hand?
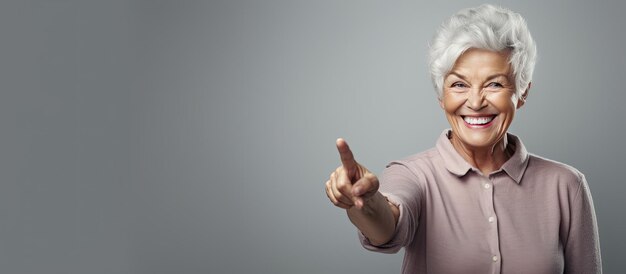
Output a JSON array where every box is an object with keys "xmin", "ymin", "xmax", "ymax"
[{"xmin": 325, "ymin": 138, "xmax": 380, "ymax": 210}]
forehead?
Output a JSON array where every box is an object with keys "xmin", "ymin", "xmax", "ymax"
[{"xmin": 449, "ymin": 48, "xmax": 512, "ymax": 77}]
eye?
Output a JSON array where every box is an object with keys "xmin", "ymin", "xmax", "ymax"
[
  {"xmin": 487, "ymin": 82, "xmax": 503, "ymax": 88},
  {"xmin": 451, "ymin": 82, "xmax": 467, "ymax": 88}
]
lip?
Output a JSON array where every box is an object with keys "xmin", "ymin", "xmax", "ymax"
[
  {"xmin": 460, "ymin": 114, "xmax": 498, "ymax": 117},
  {"xmin": 461, "ymin": 115, "xmax": 497, "ymax": 129}
]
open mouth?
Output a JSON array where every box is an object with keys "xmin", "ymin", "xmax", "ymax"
[{"xmin": 461, "ymin": 115, "xmax": 497, "ymax": 127}]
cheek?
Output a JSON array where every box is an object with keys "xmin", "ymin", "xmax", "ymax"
[
  {"xmin": 443, "ymin": 101, "xmax": 459, "ymax": 115},
  {"xmin": 441, "ymin": 94, "xmax": 465, "ymax": 114},
  {"xmin": 487, "ymin": 93, "xmax": 517, "ymax": 113}
]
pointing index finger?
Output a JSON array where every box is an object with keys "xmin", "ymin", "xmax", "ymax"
[{"xmin": 336, "ymin": 138, "xmax": 357, "ymax": 170}]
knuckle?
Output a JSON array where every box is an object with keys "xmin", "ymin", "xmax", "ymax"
[
  {"xmin": 365, "ymin": 173, "xmax": 379, "ymax": 185},
  {"xmin": 337, "ymin": 182, "xmax": 349, "ymax": 192},
  {"xmin": 325, "ymin": 186, "xmax": 333, "ymax": 198},
  {"xmin": 370, "ymin": 176, "xmax": 380, "ymax": 187},
  {"xmin": 325, "ymin": 185, "xmax": 332, "ymax": 196}
]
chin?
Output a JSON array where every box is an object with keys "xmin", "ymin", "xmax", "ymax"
[
  {"xmin": 461, "ymin": 134, "xmax": 499, "ymax": 148},
  {"xmin": 455, "ymin": 126, "xmax": 505, "ymax": 148}
]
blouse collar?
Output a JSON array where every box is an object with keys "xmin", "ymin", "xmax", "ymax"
[{"xmin": 435, "ymin": 129, "xmax": 530, "ymax": 184}]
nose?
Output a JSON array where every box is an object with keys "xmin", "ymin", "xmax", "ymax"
[{"xmin": 466, "ymin": 88, "xmax": 487, "ymax": 110}]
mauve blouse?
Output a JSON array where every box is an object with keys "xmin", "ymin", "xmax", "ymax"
[{"xmin": 359, "ymin": 130, "xmax": 601, "ymax": 274}]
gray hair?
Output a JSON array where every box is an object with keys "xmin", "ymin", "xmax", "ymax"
[{"xmin": 429, "ymin": 4, "xmax": 537, "ymax": 99}]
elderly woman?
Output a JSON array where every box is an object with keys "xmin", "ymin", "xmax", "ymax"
[{"xmin": 324, "ymin": 4, "xmax": 601, "ymax": 274}]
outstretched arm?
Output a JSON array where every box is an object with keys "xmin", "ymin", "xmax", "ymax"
[{"xmin": 325, "ymin": 138, "xmax": 399, "ymax": 246}]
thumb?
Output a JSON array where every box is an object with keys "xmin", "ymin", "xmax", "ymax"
[{"xmin": 351, "ymin": 173, "xmax": 379, "ymax": 207}]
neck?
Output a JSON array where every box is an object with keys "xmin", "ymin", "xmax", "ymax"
[{"xmin": 449, "ymin": 132, "xmax": 513, "ymax": 175}]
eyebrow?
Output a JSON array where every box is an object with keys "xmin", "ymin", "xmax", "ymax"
[{"xmin": 447, "ymin": 72, "xmax": 511, "ymax": 82}]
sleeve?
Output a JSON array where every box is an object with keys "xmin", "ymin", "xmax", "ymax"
[
  {"xmin": 358, "ymin": 161, "xmax": 422, "ymax": 254},
  {"xmin": 564, "ymin": 174, "xmax": 602, "ymax": 274}
]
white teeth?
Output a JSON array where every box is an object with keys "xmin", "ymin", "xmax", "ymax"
[{"xmin": 463, "ymin": 116, "xmax": 495, "ymax": 125}]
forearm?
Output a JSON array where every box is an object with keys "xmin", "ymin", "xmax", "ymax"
[{"xmin": 347, "ymin": 191, "xmax": 399, "ymax": 246}]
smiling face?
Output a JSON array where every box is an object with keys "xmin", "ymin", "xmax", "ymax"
[{"xmin": 440, "ymin": 48, "xmax": 527, "ymax": 150}]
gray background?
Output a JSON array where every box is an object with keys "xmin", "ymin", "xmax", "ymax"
[{"xmin": 1, "ymin": 0, "xmax": 624, "ymax": 273}]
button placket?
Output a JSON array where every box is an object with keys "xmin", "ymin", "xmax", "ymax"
[{"xmin": 487, "ymin": 176, "xmax": 501, "ymax": 273}]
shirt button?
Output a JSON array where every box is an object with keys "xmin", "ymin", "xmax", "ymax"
[
  {"xmin": 492, "ymin": 255, "xmax": 499, "ymax": 262},
  {"xmin": 484, "ymin": 183, "xmax": 491, "ymax": 189},
  {"xmin": 488, "ymin": 216, "xmax": 495, "ymax": 223}
]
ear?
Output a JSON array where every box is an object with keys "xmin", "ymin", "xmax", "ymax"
[
  {"xmin": 438, "ymin": 98, "xmax": 445, "ymax": 109},
  {"xmin": 516, "ymin": 82, "xmax": 531, "ymax": 109}
]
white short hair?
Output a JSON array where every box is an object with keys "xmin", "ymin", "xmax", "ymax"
[{"xmin": 429, "ymin": 4, "xmax": 537, "ymax": 99}]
